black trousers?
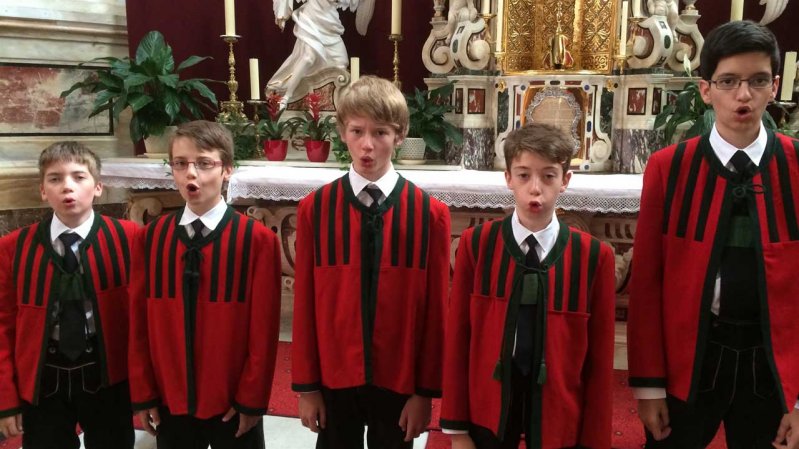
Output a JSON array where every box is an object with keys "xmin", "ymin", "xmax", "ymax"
[
  {"xmin": 468, "ymin": 364, "xmax": 585, "ymax": 449},
  {"xmin": 22, "ymin": 342, "xmax": 134, "ymax": 449},
  {"xmin": 156, "ymin": 406, "xmax": 265, "ymax": 449},
  {"xmin": 316, "ymin": 385, "xmax": 412, "ymax": 449},
  {"xmin": 645, "ymin": 321, "xmax": 784, "ymax": 449}
]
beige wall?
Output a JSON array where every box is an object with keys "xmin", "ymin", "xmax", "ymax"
[{"xmin": 0, "ymin": 0, "xmax": 131, "ymax": 209}]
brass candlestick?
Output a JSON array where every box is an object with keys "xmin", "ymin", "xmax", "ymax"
[
  {"xmin": 494, "ymin": 50, "xmax": 505, "ymax": 73},
  {"xmin": 247, "ymin": 99, "xmax": 266, "ymax": 158},
  {"xmin": 218, "ymin": 34, "xmax": 246, "ymax": 122},
  {"xmin": 389, "ymin": 34, "xmax": 403, "ymax": 89},
  {"xmin": 480, "ymin": 13, "xmax": 496, "ymax": 50}
]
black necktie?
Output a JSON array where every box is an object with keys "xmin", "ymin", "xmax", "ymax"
[
  {"xmin": 365, "ymin": 185, "xmax": 382, "ymax": 211},
  {"xmin": 190, "ymin": 219, "xmax": 205, "ymax": 240},
  {"xmin": 516, "ymin": 235, "xmax": 540, "ymax": 375},
  {"xmin": 719, "ymin": 151, "xmax": 759, "ymax": 320},
  {"xmin": 730, "ymin": 150, "xmax": 755, "ymax": 182},
  {"xmin": 57, "ymin": 233, "xmax": 87, "ymax": 360}
]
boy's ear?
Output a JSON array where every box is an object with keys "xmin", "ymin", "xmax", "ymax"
[
  {"xmin": 504, "ymin": 170, "xmax": 512, "ymax": 188},
  {"xmin": 93, "ymin": 181, "xmax": 103, "ymax": 198},
  {"xmin": 223, "ymin": 165, "xmax": 233, "ymax": 182},
  {"xmin": 40, "ymin": 183, "xmax": 46, "ymax": 202},
  {"xmin": 698, "ymin": 79, "xmax": 712, "ymax": 105},
  {"xmin": 560, "ymin": 170, "xmax": 572, "ymax": 192}
]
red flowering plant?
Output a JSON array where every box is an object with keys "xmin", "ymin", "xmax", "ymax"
[
  {"xmin": 286, "ymin": 92, "xmax": 336, "ymax": 141},
  {"xmin": 256, "ymin": 92, "xmax": 295, "ymax": 140}
]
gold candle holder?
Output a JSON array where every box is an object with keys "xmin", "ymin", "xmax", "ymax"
[
  {"xmin": 389, "ymin": 34, "xmax": 403, "ymax": 89},
  {"xmin": 494, "ymin": 51, "xmax": 505, "ymax": 74},
  {"xmin": 218, "ymin": 34, "xmax": 246, "ymax": 122},
  {"xmin": 480, "ymin": 13, "xmax": 496, "ymax": 50},
  {"xmin": 247, "ymin": 99, "xmax": 266, "ymax": 158}
]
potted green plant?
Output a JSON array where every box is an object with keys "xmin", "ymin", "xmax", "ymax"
[
  {"xmin": 61, "ymin": 30, "xmax": 218, "ymax": 154},
  {"xmin": 402, "ymin": 82, "xmax": 463, "ymax": 162},
  {"xmin": 258, "ymin": 92, "xmax": 296, "ymax": 161},
  {"xmin": 654, "ymin": 80, "xmax": 715, "ymax": 145},
  {"xmin": 286, "ymin": 92, "xmax": 336, "ymax": 162}
]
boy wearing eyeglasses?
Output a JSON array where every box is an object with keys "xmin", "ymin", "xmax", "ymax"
[
  {"xmin": 129, "ymin": 120, "xmax": 282, "ymax": 448},
  {"xmin": 628, "ymin": 20, "xmax": 799, "ymax": 449}
]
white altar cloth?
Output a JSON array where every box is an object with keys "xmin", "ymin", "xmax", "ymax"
[{"xmin": 100, "ymin": 159, "xmax": 643, "ymax": 213}]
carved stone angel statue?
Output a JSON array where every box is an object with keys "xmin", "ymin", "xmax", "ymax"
[{"xmin": 268, "ymin": 0, "xmax": 374, "ymax": 108}]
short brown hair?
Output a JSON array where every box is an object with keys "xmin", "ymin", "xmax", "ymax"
[
  {"xmin": 38, "ymin": 141, "xmax": 101, "ymax": 182},
  {"xmin": 169, "ymin": 120, "xmax": 234, "ymax": 168},
  {"xmin": 336, "ymin": 76, "xmax": 409, "ymax": 136},
  {"xmin": 503, "ymin": 123, "xmax": 573, "ymax": 173}
]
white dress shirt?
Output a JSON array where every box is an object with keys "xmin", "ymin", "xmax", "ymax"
[
  {"xmin": 348, "ymin": 164, "xmax": 399, "ymax": 207},
  {"xmin": 179, "ymin": 196, "xmax": 229, "ymax": 238}
]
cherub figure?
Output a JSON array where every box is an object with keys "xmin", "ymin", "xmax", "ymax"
[
  {"xmin": 268, "ymin": 0, "xmax": 374, "ymax": 108},
  {"xmin": 445, "ymin": 0, "xmax": 479, "ymax": 43}
]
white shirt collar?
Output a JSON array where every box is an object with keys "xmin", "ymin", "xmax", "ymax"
[
  {"xmin": 50, "ymin": 211, "xmax": 95, "ymax": 248},
  {"xmin": 710, "ymin": 123, "xmax": 767, "ymax": 168},
  {"xmin": 348, "ymin": 164, "xmax": 399, "ymax": 198},
  {"xmin": 179, "ymin": 196, "xmax": 228, "ymax": 231},
  {"xmin": 510, "ymin": 210, "xmax": 560, "ymax": 260}
]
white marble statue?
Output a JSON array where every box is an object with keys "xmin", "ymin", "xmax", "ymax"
[
  {"xmin": 269, "ymin": 0, "xmax": 374, "ymax": 107},
  {"xmin": 647, "ymin": 0, "xmax": 678, "ymax": 29},
  {"xmin": 446, "ymin": 0, "xmax": 478, "ymax": 42}
]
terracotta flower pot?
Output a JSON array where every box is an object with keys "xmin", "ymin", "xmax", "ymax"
[
  {"xmin": 305, "ymin": 140, "xmax": 331, "ymax": 162},
  {"xmin": 264, "ymin": 139, "xmax": 289, "ymax": 161}
]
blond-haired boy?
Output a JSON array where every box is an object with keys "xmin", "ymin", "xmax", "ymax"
[{"xmin": 292, "ymin": 76, "xmax": 452, "ymax": 448}]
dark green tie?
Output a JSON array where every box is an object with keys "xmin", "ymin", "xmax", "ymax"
[
  {"xmin": 57, "ymin": 232, "xmax": 87, "ymax": 360},
  {"xmin": 516, "ymin": 235, "xmax": 540, "ymax": 375},
  {"xmin": 365, "ymin": 185, "xmax": 382, "ymax": 211}
]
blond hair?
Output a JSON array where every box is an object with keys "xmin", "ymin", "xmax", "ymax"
[
  {"xmin": 169, "ymin": 120, "xmax": 234, "ymax": 168},
  {"xmin": 336, "ymin": 76, "xmax": 409, "ymax": 136},
  {"xmin": 503, "ymin": 123, "xmax": 573, "ymax": 173},
  {"xmin": 38, "ymin": 141, "xmax": 102, "ymax": 182}
]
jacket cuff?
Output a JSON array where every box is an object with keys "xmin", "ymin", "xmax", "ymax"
[
  {"xmin": 415, "ymin": 387, "xmax": 442, "ymax": 398},
  {"xmin": 233, "ymin": 400, "xmax": 266, "ymax": 416},
  {"xmin": 439, "ymin": 418, "xmax": 470, "ymax": 431},
  {"xmin": 131, "ymin": 398, "xmax": 160, "ymax": 412},
  {"xmin": 0, "ymin": 406, "xmax": 23, "ymax": 419},
  {"xmin": 628, "ymin": 376, "xmax": 667, "ymax": 388},
  {"xmin": 292, "ymin": 382, "xmax": 322, "ymax": 393}
]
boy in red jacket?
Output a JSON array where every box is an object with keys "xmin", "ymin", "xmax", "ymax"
[
  {"xmin": 440, "ymin": 123, "xmax": 616, "ymax": 449},
  {"xmin": 0, "ymin": 142, "xmax": 137, "ymax": 448},
  {"xmin": 129, "ymin": 120, "xmax": 282, "ymax": 448},
  {"xmin": 292, "ymin": 76, "xmax": 452, "ymax": 448}
]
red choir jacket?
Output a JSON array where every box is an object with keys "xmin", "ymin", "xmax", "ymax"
[
  {"xmin": 628, "ymin": 131, "xmax": 799, "ymax": 410},
  {"xmin": 292, "ymin": 174, "xmax": 451, "ymax": 397},
  {"xmin": 0, "ymin": 214, "xmax": 137, "ymax": 416},
  {"xmin": 128, "ymin": 206, "xmax": 282, "ymax": 418},
  {"xmin": 440, "ymin": 216, "xmax": 616, "ymax": 449}
]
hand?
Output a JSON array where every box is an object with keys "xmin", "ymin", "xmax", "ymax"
[
  {"xmin": 450, "ymin": 433, "xmax": 477, "ymax": 449},
  {"xmin": 137, "ymin": 408, "xmax": 160, "ymax": 436},
  {"xmin": 638, "ymin": 398, "xmax": 672, "ymax": 441},
  {"xmin": 298, "ymin": 391, "xmax": 326, "ymax": 433},
  {"xmin": 222, "ymin": 408, "xmax": 261, "ymax": 438},
  {"xmin": 399, "ymin": 395, "xmax": 432, "ymax": 442},
  {"xmin": 0, "ymin": 414, "xmax": 22, "ymax": 438},
  {"xmin": 773, "ymin": 408, "xmax": 799, "ymax": 449},
  {"xmin": 275, "ymin": 18, "xmax": 286, "ymax": 31}
]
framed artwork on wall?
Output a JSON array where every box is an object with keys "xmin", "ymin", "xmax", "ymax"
[{"xmin": 0, "ymin": 63, "xmax": 113, "ymax": 136}]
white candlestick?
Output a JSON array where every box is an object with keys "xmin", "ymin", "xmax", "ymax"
[
  {"xmin": 631, "ymin": 0, "xmax": 642, "ymax": 17},
  {"xmin": 224, "ymin": 0, "xmax": 236, "ymax": 36},
  {"xmin": 495, "ymin": 0, "xmax": 504, "ymax": 52},
  {"xmin": 350, "ymin": 57, "xmax": 360, "ymax": 83},
  {"xmin": 391, "ymin": 0, "xmax": 402, "ymax": 34},
  {"xmin": 730, "ymin": 0, "xmax": 743, "ymax": 21},
  {"xmin": 481, "ymin": 0, "xmax": 490, "ymax": 15},
  {"xmin": 780, "ymin": 51, "xmax": 797, "ymax": 101},
  {"xmin": 249, "ymin": 58, "xmax": 260, "ymax": 100},
  {"xmin": 620, "ymin": 1, "xmax": 629, "ymax": 57}
]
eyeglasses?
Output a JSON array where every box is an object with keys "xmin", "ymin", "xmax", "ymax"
[
  {"xmin": 710, "ymin": 76, "xmax": 774, "ymax": 90},
  {"xmin": 168, "ymin": 159, "xmax": 224, "ymax": 171}
]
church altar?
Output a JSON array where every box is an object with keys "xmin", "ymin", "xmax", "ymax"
[{"xmin": 101, "ymin": 159, "xmax": 639, "ymax": 295}]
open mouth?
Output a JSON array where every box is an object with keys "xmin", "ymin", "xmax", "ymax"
[
  {"xmin": 528, "ymin": 201, "xmax": 543, "ymax": 210},
  {"xmin": 186, "ymin": 184, "xmax": 200, "ymax": 193},
  {"xmin": 735, "ymin": 106, "xmax": 752, "ymax": 117},
  {"xmin": 63, "ymin": 198, "xmax": 76, "ymax": 206}
]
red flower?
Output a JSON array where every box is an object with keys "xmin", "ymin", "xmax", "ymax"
[
  {"xmin": 306, "ymin": 92, "xmax": 322, "ymax": 123},
  {"xmin": 266, "ymin": 92, "xmax": 283, "ymax": 122}
]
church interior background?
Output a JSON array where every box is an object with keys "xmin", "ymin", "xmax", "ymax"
[{"xmin": 0, "ymin": 0, "xmax": 798, "ymax": 447}]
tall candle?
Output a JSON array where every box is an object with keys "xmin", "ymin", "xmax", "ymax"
[
  {"xmin": 631, "ymin": 0, "xmax": 642, "ymax": 17},
  {"xmin": 495, "ymin": 0, "xmax": 504, "ymax": 52},
  {"xmin": 620, "ymin": 1, "xmax": 629, "ymax": 57},
  {"xmin": 780, "ymin": 51, "xmax": 797, "ymax": 101},
  {"xmin": 350, "ymin": 57, "xmax": 360, "ymax": 83},
  {"xmin": 730, "ymin": 0, "xmax": 743, "ymax": 21},
  {"xmin": 391, "ymin": 0, "xmax": 402, "ymax": 35},
  {"xmin": 481, "ymin": 0, "xmax": 490, "ymax": 15},
  {"xmin": 224, "ymin": 0, "xmax": 236, "ymax": 35},
  {"xmin": 249, "ymin": 59, "xmax": 260, "ymax": 100}
]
